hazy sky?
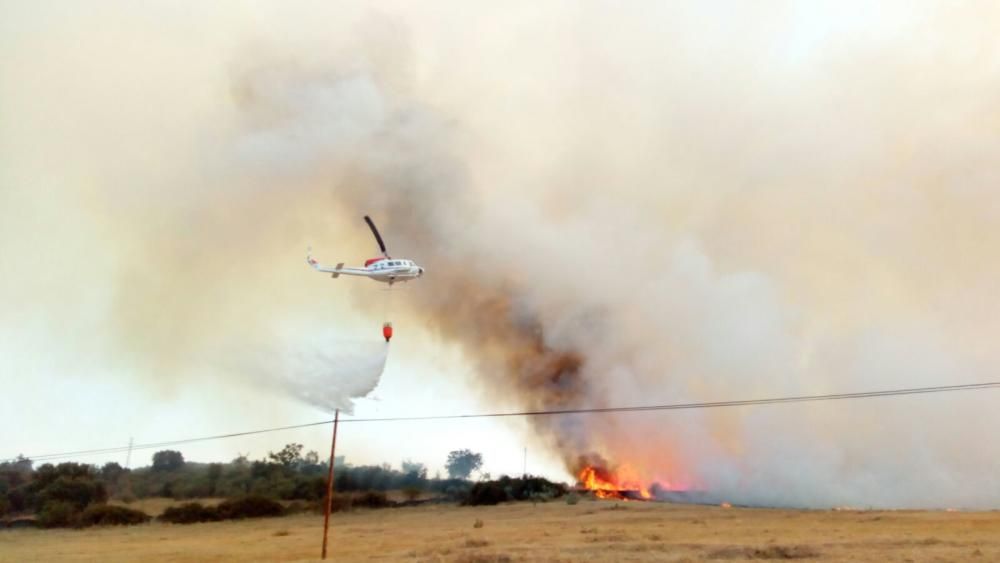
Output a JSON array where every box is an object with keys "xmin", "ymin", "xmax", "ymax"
[
  {"xmin": 0, "ymin": 1, "xmax": 571, "ymax": 479},
  {"xmin": 3, "ymin": 2, "xmax": 1000, "ymax": 507}
]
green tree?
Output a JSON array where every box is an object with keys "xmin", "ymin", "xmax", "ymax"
[
  {"xmin": 0, "ymin": 455, "xmax": 34, "ymax": 511},
  {"xmin": 100, "ymin": 462, "xmax": 125, "ymax": 483},
  {"xmin": 268, "ymin": 443, "xmax": 304, "ymax": 467},
  {"xmin": 400, "ymin": 460, "xmax": 427, "ymax": 489},
  {"xmin": 445, "ymin": 450, "xmax": 483, "ymax": 480},
  {"xmin": 29, "ymin": 463, "xmax": 108, "ymax": 512},
  {"xmin": 151, "ymin": 450, "xmax": 185, "ymax": 472},
  {"xmin": 401, "ymin": 460, "xmax": 426, "ymax": 478},
  {"xmin": 207, "ymin": 463, "xmax": 223, "ymax": 496}
]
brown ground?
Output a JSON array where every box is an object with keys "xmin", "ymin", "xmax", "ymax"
[{"xmin": 2, "ymin": 499, "xmax": 998, "ymax": 562}]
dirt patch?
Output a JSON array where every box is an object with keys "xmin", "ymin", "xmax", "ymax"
[
  {"xmin": 707, "ymin": 544, "xmax": 821, "ymax": 559},
  {"xmin": 452, "ymin": 554, "xmax": 513, "ymax": 563}
]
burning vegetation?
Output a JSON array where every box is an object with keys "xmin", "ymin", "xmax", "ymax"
[{"xmin": 574, "ymin": 456, "xmax": 653, "ymax": 501}]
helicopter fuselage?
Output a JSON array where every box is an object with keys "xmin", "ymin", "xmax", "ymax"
[
  {"xmin": 307, "ymin": 215, "xmax": 423, "ymax": 286},
  {"xmin": 363, "ymin": 257, "xmax": 424, "ymax": 284}
]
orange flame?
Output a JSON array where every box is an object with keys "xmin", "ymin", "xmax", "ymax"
[{"xmin": 577, "ymin": 465, "xmax": 652, "ymax": 500}]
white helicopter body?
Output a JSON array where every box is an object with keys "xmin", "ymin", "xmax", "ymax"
[{"xmin": 308, "ymin": 216, "xmax": 424, "ymax": 286}]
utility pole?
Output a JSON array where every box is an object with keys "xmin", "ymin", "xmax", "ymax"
[
  {"xmin": 125, "ymin": 437, "xmax": 134, "ymax": 469},
  {"xmin": 123, "ymin": 437, "xmax": 134, "ymax": 501},
  {"xmin": 321, "ymin": 410, "xmax": 340, "ymax": 560}
]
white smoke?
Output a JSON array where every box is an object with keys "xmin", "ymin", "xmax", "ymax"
[{"xmin": 4, "ymin": 2, "xmax": 1000, "ymax": 507}]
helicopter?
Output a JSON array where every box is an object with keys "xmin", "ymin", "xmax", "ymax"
[{"xmin": 307, "ymin": 215, "xmax": 424, "ymax": 286}]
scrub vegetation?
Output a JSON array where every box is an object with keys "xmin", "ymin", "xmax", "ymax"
[{"xmin": 1, "ymin": 446, "xmax": 563, "ymax": 529}]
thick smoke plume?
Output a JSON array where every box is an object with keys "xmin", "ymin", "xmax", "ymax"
[{"xmin": 4, "ymin": 2, "xmax": 1000, "ymax": 507}]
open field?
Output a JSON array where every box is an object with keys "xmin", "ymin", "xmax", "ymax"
[{"xmin": 3, "ymin": 500, "xmax": 999, "ymax": 562}]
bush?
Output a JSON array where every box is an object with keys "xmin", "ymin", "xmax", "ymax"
[
  {"xmin": 79, "ymin": 505, "xmax": 150, "ymax": 527},
  {"xmin": 329, "ymin": 494, "xmax": 353, "ymax": 513},
  {"xmin": 402, "ymin": 486, "xmax": 422, "ymax": 501},
  {"xmin": 5, "ymin": 487, "xmax": 28, "ymax": 513},
  {"xmin": 463, "ymin": 476, "xmax": 567, "ymax": 506},
  {"xmin": 354, "ymin": 490, "xmax": 390, "ymax": 509},
  {"xmin": 442, "ymin": 483, "xmax": 472, "ymax": 502},
  {"xmin": 159, "ymin": 502, "xmax": 220, "ymax": 524},
  {"xmin": 565, "ymin": 492, "xmax": 580, "ymax": 505},
  {"xmin": 215, "ymin": 496, "xmax": 285, "ymax": 520},
  {"xmin": 504, "ymin": 476, "xmax": 566, "ymax": 501},
  {"xmin": 30, "ymin": 464, "xmax": 108, "ymax": 512},
  {"xmin": 463, "ymin": 482, "xmax": 507, "ymax": 506},
  {"xmin": 37, "ymin": 500, "xmax": 78, "ymax": 528}
]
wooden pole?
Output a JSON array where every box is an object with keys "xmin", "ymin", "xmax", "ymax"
[{"xmin": 321, "ymin": 409, "xmax": 340, "ymax": 560}]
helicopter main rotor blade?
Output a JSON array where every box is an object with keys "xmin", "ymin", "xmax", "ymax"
[{"xmin": 364, "ymin": 215, "xmax": 389, "ymax": 256}]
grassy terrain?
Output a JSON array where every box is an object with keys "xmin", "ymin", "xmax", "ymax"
[{"xmin": 2, "ymin": 500, "xmax": 998, "ymax": 561}]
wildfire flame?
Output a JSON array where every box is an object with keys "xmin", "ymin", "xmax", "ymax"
[{"xmin": 577, "ymin": 465, "xmax": 652, "ymax": 500}]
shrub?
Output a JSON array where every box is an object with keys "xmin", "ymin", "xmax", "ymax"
[
  {"xmin": 215, "ymin": 496, "xmax": 285, "ymax": 520},
  {"xmin": 290, "ymin": 476, "xmax": 326, "ymax": 501},
  {"xmin": 463, "ymin": 476, "xmax": 567, "ymax": 506},
  {"xmin": 463, "ymin": 482, "xmax": 507, "ymax": 506},
  {"xmin": 402, "ymin": 486, "xmax": 422, "ymax": 501},
  {"xmin": 565, "ymin": 492, "xmax": 580, "ymax": 505},
  {"xmin": 329, "ymin": 494, "xmax": 353, "ymax": 513},
  {"xmin": 39, "ymin": 476, "xmax": 108, "ymax": 511},
  {"xmin": 159, "ymin": 502, "xmax": 220, "ymax": 524},
  {"xmin": 37, "ymin": 500, "xmax": 78, "ymax": 528},
  {"xmin": 5, "ymin": 487, "xmax": 28, "ymax": 513},
  {"xmin": 443, "ymin": 483, "xmax": 472, "ymax": 502},
  {"xmin": 504, "ymin": 476, "xmax": 566, "ymax": 501},
  {"xmin": 354, "ymin": 491, "xmax": 390, "ymax": 509},
  {"xmin": 79, "ymin": 505, "xmax": 150, "ymax": 527}
]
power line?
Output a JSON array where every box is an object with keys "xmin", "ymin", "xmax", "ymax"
[
  {"xmin": 3, "ymin": 420, "xmax": 334, "ymax": 464},
  {"xmin": 5, "ymin": 380, "xmax": 999, "ymax": 464},
  {"xmin": 339, "ymin": 380, "xmax": 1000, "ymax": 422}
]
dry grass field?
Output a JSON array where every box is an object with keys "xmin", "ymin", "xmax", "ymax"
[{"xmin": 2, "ymin": 500, "xmax": 998, "ymax": 562}]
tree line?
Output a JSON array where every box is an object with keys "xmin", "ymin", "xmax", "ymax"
[{"xmin": 0, "ymin": 445, "xmax": 527, "ymax": 527}]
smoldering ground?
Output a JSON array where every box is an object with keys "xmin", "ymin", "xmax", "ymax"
[{"xmin": 3, "ymin": 2, "xmax": 1000, "ymax": 507}]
